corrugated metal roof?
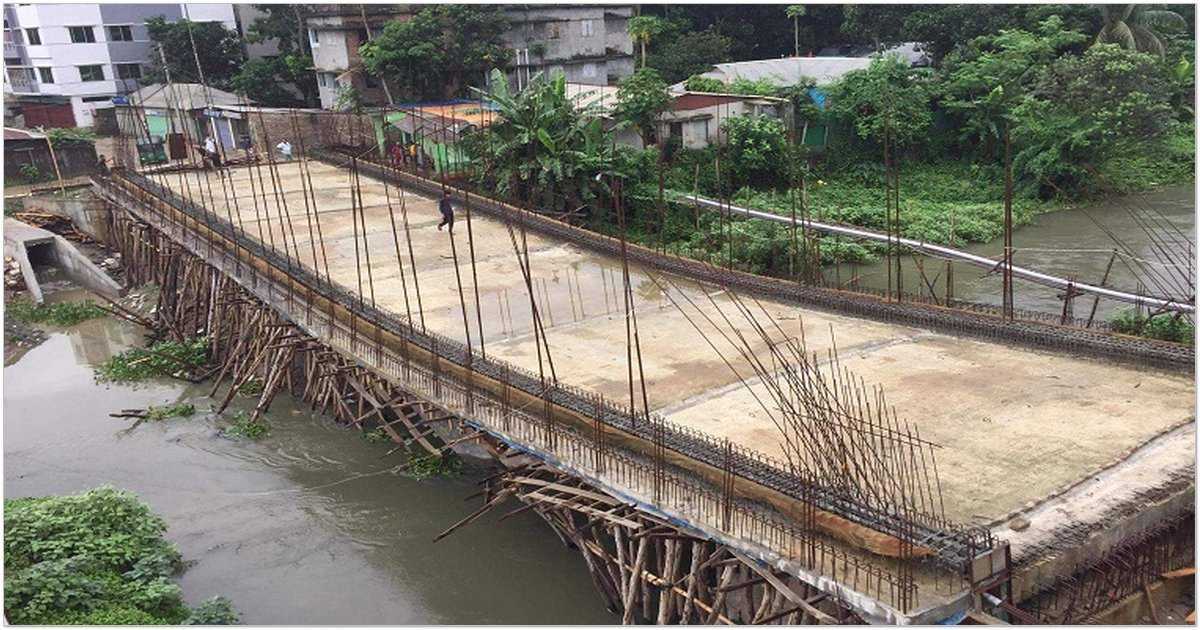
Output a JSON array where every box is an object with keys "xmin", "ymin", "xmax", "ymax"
[
  {"xmin": 670, "ymin": 93, "xmax": 742, "ymax": 112},
  {"xmin": 4, "ymin": 127, "xmax": 45, "ymax": 140},
  {"xmin": 121, "ymin": 84, "xmax": 247, "ymax": 110},
  {"xmin": 670, "ymin": 56, "xmax": 872, "ymax": 91},
  {"xmin": 566, "ymin": 82, "xmax": 620, "ymax": 112}
]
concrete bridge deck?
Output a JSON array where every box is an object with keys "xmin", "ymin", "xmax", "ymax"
[{"xmin": 146, "ymin": 159, "xmax": 1193, "ymax": 611}]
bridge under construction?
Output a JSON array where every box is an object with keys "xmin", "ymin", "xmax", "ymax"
[{"xmin": 89, "ymin": 105, "xmax": 1194, "ymax": 625}]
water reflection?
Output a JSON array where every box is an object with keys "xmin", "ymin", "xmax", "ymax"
[{"xmin": 3, "ymin": 314, "xmax": 617, "ymax": 625}]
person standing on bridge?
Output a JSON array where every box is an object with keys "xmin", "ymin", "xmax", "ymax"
[{"xmin": 437, "ymin": 190, "xmax": 454, "ymax": 233}]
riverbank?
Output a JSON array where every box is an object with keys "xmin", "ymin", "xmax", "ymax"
[{"xmin": 3, "ymin": 310, "xmax": 617, "ymax": 624}]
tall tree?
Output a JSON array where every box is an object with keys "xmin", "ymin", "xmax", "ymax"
[
  {"xmin": 360, "ymin": 6, "xmax": 511, "ymax": 100},
  {"xmin": 1095, "ymin": 4, "xmax": 1187, "ymax": 57},
  {"xmin": 785, "ymin": 5, "xmax": 806, "ymax": 57},
  {"xmin": 144, "ymin": 17, "xmax": 244, "ymax": 90},
  {"xmin": 241, "ymin": 4, "xmax": 319, "ymax": 105},
  {"xmin": 614, "ymin": 68, "xmax": 671, "ymax": 145},
  {"xmin": 628, "ymin": 16, "xmax": 668, "ymax": 69}
]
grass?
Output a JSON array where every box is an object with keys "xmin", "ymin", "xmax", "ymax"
[
  {"xmin": 7, "ymin": 298, "xmax": 107, "ymax": 327},
  {"xmin": 94, "ymin": 337, "xmax": 209, "ymax": 384},
  {"xmin": 3, "ymin": 486, "xmax": 239, "ymax": 625},
  {"xmin": 221, "ymin": 411, "xmax": 270, "ymax": 441}
]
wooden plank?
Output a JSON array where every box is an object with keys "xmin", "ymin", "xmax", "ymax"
[
  {"xmin": 1162, "ymin": 567, "xmax": 1196, "ymax": 579},
  {"xmin": 509, "ymin": 476, "xmax": 620, "ymax": 505},
  {"xmin": 519, "ymin": 491, "xmax": 642, "ymax": 529},
  {"xmin": 729, "ymin": 550, "xmax": 837, "ymax": 625}
]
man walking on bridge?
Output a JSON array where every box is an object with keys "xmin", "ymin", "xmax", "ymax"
[{"xmin": 437, "ymin": 190, "xmax": 454, "ymax": 233}]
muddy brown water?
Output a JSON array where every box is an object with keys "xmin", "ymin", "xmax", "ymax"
[
  {"xmin": 3, "ymin": 313, "xmax": 617, "ymax": 624},
  {"xmin": 847, "ymin": 185, "xmax": 1195, "ymax": 319}
]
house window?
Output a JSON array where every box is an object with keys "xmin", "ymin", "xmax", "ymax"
[
  {"xmin": 307, "ymin": 28, "xmax": 319, "ymax": 47},
  {"xmin": 582, "ymin": 62, "xmax": 597, "ymax": 78},
  {"xmin": 106, "ymin": 25, "xmax": 133, "ymax": 41},
  {"xmin": 547, "ymin": 24, "xmax": 560, "ymax": 40},
  {"xmin": 82, "ymin": 95, "xmax": 110, "ymax": 102},
  {"xmin": 68, "ymin": 26, "xmax": 96, "ymax": 43},
  {"xmin": 37, "ymin": 66, "xmax": 52, "ymax": 83},
  {"xmin": 78, "ymin": 64, "xmax": 104, "ymax": 81},
  {"xmin": 581, "ymin": 19, "xmax": 593, "ymax": 37},
  {"xmin": 115, "ymin": 63, "xmax": 141, "ymax": 80},
  {"xmin": 24, "ymin": 28, "xmax": 39, "ymax": 45},
  {"xmin": 318, "ymin": 72, "xmax": 336, "ymax": 88}
]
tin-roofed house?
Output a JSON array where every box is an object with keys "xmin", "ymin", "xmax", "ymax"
[
  {"xmin": 112, "ymin": 83, "xmax": 249, "ymax": 165},
  {"xmin": 655, "ymin": 92, "xmax": 791, "ymax": 150}
]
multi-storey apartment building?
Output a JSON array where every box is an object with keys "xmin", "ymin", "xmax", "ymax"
[
  {"xmin": 3, "ymin": 3, "xmax": 265, "ymax": 128},
  {"xmin": 307, "ymin": 4, "xmax": 636, "ymax": 110}
]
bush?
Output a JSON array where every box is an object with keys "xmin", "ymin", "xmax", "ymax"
[
  {"xmin": 184, "ymin": 596, "xmax": 240, "ymax": 625},
  {"xmin": 1110, "ymin": 310, "xmax": 1194, "ymax": 345},
  {"xmin": 720, "ymin": 115, "xmax": 790, "ymax": 189},
  {"xmin": 3, "ymin": 487, "xmax": 200, "ymax": 625}
]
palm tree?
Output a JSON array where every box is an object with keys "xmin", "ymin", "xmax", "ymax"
[
  {"xmin": 786, "ymin": 5, "xmax": 806, "ymax": 57},
  {"xmin": 1095, "ymin": 4, "xmax": 1187, "ymax": 57},
  {"xmin": 627, "ymin": 16, "xmax": 666, "ymax": 69},
  {"xmin": 469, "ymin": 69, "xmax": 619, "ymax": 211}
]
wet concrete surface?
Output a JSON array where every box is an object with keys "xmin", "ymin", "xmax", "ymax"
[{"xmin": 153, "ymin": 163, "xmax": 1193, "ymax": 530}]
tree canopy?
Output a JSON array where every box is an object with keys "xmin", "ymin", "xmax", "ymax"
[
  {"xmin": 143, "ymin": 17, "xmax": 244, "ymax": 91},
  {"xmin": 614, "ymin": 68, "xmax": 671, "ymax": 145},
  {"xmin": 360, "ymin": 6, "xmax": 511, "ymax": 101}
]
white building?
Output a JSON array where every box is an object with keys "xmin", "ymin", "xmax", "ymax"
[{"xmin": 2, "ymin": 4, "xmax": 256, "ymax": 128}]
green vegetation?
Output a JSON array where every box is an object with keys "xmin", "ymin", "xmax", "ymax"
[
  {"xmin": 94, "ymin": 337, "xmax": 209, "ymax": 384},
  {"xmin": 17, "ymin": 163, "xmax": 43, "ymax": 184},
  {"xmin": 240, "ymin": 5, "xmax": 319, "ymax": 107},
  {"xmin": 4, "ymin": 487, "xmax": 238, "ymax": 625},
  {"xmin": 360, "ymin": 5, "xmax": 511, "ymax": 101},
  {"xmin": 236, "ymin": 378, "xmax": 265, "ymax": 397},
  {"xmin": 1110, "ymin": 310, "xmax": 1195, "ymax": 345},
  {"xmin": 362, "ymin": 428, "xmax": 391, "ymax": 444},
  {"xmin": 7, "ymin": 298, "xmax": 107, "ymax": 327},
  {"xmin": 143, "ymin": 17, "xmax": 244, "ymax": 91},
  {"xmin": 614, "ymin": 68, "xmax": 672, "ymax": 145},
  {"xmin": 45, "ymin": 127, "xmax": 97, "ymax": 147},
  {"xmin": 406, "ymin": 453, "xmax": 463, "ymax": 480},
  {"xmin": 221, "ymin": 411, "xmax": 269, "ymax": 441},
  {"xmin": 464, "ymin": 69, "xmax": 620, "ymax": 214},
  {"xmin": 144, "ymin": 403, "xmax": 196, "ymax": 422}
]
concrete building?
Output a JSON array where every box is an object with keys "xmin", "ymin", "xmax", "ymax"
[
  {"xmin": 504, "ymin": 5, "xmax": 635, "ymax": 91},
  {"xmin": 654, "ymin": 92, "xmax": 789, "ymax": 150},
  {"xmin": 3, "ymin": 4, "xmax": 264, "ymax": 128},
  {"xmin": 306, "ymin": 4, "xmax": 636, "ymax": 110}
]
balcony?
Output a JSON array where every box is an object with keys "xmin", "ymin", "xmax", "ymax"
[
  {"xmin": 4, "ymin": 39, "xmax": 23, "ymax": 58},
  {"xmin": 6, "ymin": 66, "xmax": 38, "ymax": 94}
]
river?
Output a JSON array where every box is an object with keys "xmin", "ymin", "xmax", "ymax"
[
  {"xmin": 847, "ymin": 185, "xmax": 1194, "ymax": 319},
  {"xmin": 3, "ymin": 312, "xmax": 617, "ymax": 624}
]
